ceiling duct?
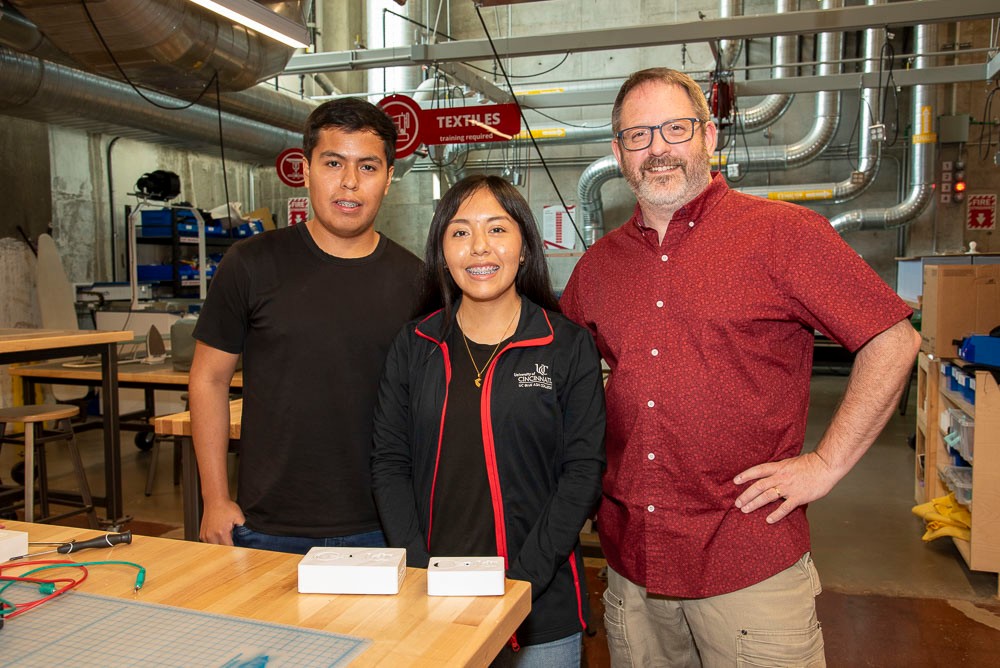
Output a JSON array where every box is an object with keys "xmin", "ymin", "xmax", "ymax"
[
  {"xmin": 0, "ymin": 45, "xmax": 303, "ymax": 161},
  {"xmin": 6, "ymin": 0, "xmax": 305, "ymax": 96}
]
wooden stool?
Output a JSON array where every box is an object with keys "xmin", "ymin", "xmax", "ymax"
[{"xmin": 0, "ymin": 404, "xmax": 99, "ymax": 528}]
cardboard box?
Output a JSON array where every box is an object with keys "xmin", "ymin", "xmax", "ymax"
[
  {"xmin": 427, "ymin": 556, "xmax": 505, "ymax": 596},
  {"xmin": 297, "ymin": 546, "xmax": 406, "ymax": 595},
  {"xmin": 921, "ymin": 264, "xmax": 1000, "ymax": 358},
  {"xmin": 896, "ymin": 255, "xmax": 972, "ymax": 304}
]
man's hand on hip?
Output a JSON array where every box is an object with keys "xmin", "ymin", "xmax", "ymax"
[{"xmin": 732, "ymin": 451, "xmax": 839, "ymax": 524}]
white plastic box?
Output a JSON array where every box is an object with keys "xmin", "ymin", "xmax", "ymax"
[
  {"xmin": 0, "ymin": 529, "xmax": 29, "ymax": 562},
  {"xmin": 297, "ymin": 547, "xmax": 406, "ymax": 595},
  {"xmin": 427, "ymin": 556, "xmax": 506, "ymax": 596}
]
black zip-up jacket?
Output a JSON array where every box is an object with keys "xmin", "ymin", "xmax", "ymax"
[{"xmin": 372, "ymin": 297, "xmax": 606, "ymax": 646}]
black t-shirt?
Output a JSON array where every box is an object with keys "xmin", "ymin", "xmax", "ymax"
[
  {"xmin": 194, "ymin": 225, "xmax": 423, "ymax": 537},
  {"xmin": 428, "ymin": 324, "xmax": 511, "ymax": 557}
]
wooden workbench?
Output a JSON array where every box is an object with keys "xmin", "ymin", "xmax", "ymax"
[
  {"xmin": 10, "ymin": 359, "xmax": 243, "ymax": 389},
  {"xmin": 1, "ymin": 520, "xmax": 531, "ymax": 666},
  {"xmin": 154, "ymin": 399, "xmax": 241, "ymax": 540},
  {"xmin": 0, "ymin": 328, "xmax": 134, "ymax": 526}
]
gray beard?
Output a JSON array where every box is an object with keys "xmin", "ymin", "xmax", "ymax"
[{"xmin": 624, "ymin": 154, "xmax": 712, "ymax": 210}]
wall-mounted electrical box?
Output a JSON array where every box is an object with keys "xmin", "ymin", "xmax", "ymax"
[{"xmin": 939, "ymin": 114, "xmax": 970, "ymax": 144}]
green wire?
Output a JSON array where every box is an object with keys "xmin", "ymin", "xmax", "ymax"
[
  {"xmin": 0, "ymin": 560, "xmax": 146, "ymax": 616},
  {"xmin": 1, "ymin": 595, "xmax": 15, "ymax": 617}
]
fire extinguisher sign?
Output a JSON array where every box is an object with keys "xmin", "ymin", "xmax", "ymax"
[{"xmin": 966, "ymin": 193, "xmax": 996, "ymax": 231}]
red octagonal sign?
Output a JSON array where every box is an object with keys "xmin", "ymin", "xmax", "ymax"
[{"xmin": 276, "ymin": 148, "xmax": 307, "ymax": 188}]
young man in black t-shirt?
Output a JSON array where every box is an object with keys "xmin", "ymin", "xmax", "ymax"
[{"xmin": 189, "ymin": 98, "xmax": 423, "ymax": 553}]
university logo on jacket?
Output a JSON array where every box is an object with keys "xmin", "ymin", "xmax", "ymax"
[{"xmin": 513, "ymin": 362, "xmax": 553, "ymax": 390}]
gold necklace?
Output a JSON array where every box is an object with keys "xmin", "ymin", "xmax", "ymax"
[{"xmin": 457, "ymin": 305, "xmax": 520, "ymax": 388}]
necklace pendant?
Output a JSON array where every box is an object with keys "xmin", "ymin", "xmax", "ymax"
[{"xmin": 474, "ymin": 377, "xmax": 482, "ymax": 388}]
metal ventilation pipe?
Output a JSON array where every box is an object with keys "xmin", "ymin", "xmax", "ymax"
[
  {"xmin": 718, "ymin": 0, "xmax": 745, "ymax": 70},
  {"xmin": 368, "ymin": 0, "xmax": 424, "ymax": 96},
  {"xmin": 437, "ymin": 122, "xmax": 611, "ymax": 187},
  {"xmin": 739, "ymin": 0, "xmax": 798, "ymax": 131},
  {"xmin": 8, "ymin": 0, "xmax": 302, "ymax": 95},
  {"xmin": 0, "ymin": 4, "xmax": 70, "ymax": 64},
  {"xmin": 577, "ymin": 155, "xmax": 619, "ymax": 245},
  {"xmin": 739, "ymin": 1, "xmax": 883, "ymax": 203},
  {"xmin": 0, "ymin": 47, "xmax": 301, "ymax": 159},
  {"xmin": 831, "ymin": 22, "xmax": 936, "ymax": 233},
  {"xmin": 0, "ymin": 4, "xmax": 317, "ymax": 137},
  {"xmin": 718, "ymin": 0, "xmax": 843, "ymax": 173}
]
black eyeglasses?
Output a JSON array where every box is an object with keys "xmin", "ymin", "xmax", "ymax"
[{"xmin": 616, "ymin": 118, "xmax": 704, "ymax": 151}]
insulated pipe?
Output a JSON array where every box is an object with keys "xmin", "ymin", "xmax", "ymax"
[
  {"xmin": 0, "ymin": 47, "xmax": 302, "ymax": 159},
  {"xmin": 575, "ymin": 0, "xmax": 841, "ymax": 227},
  {"xmin": 0, "ymin": 5, "xmax": 318, "ymax": 134},
  {"xmin": 738, "ymin": 0, "xmax": 798, "ymax": 131},
  {"xmin": 368, "ymin": 0, "xmax": 424, "ymax": 97},
  {"xmin": 0, "ymin": 4, "xmax": 70, "ymax": 64},
  {"xmin": 718, "ymin": 0, "xmax": 745, "ymax": 70},
  {"xmin": 437, "ymin": 122, "xmax": 612, "ymax": 187},
  {"xmin": 577, "ymin": 155, "xmax": 619, "ymax": 245},
  {"xmin": 718, "ymin": 0, "xmax": 843, "ymax": 172},
  {"xmin": 740, "ymin": 0, "xmax": 883, "ymax": 202},
  {"xmin": 8, "ymin": 0, "xmax": 301, "ymax": 95},
  {"xmin": 831, "ymin": 22, "xmax": 936, "ymax": 233}
]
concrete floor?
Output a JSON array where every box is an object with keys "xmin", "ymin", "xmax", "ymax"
[{"xmin": 5, "ymin": 372, "xmax": 1000, "ymax": 665}]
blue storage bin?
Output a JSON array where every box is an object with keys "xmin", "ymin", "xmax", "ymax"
[
  {"xmin": 136, "ymin": 264, "xmax": 173, "ymax": 281},
  {"xmin": 962, "ymin": 375, "xmax": 976, "ymax": 405},
  {"xmin": 138, "ymin": 209, "xmax": 198, "ymax": 237},
  {"xmin": 232, "ymin": 220, "xmax": 264, "ymax": 238},
  {"xmin": 137, "ymin": 264, "xmax": 216, "ymax": 282}
]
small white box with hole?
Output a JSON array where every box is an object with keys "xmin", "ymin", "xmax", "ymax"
[
  {"xmin": 427, "ymin": 556, "xmax": 505, "ymax": 596},
  {"xmin": 297, "ymin": 547, "xmax": 406, "ymax": 595}
]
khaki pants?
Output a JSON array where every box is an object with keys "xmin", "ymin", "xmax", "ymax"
[{"xmin": 603, "ymin": 553, "xmax": 825, "ymax": 667}]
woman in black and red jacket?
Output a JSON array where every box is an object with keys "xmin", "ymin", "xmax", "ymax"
[{"xmin": 372, "ymin": 175, "xmax": 605, "ymax": 666}]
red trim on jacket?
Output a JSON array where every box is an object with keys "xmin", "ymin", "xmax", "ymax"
[
  {"xmin": 479, "ymin": 309, "xmax": 555, "ymax": 567},
  {"xmin": 569, "ymin": 555, "xmax": 587, "ymax": 631},
  {"xmin": 415, "ymin": 315, "xmax": 451, "ymax": 552}
]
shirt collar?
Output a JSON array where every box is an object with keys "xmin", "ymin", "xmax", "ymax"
[{"xmin": 628, "ymin": 171, "xmax": 729, "ymax": 236}]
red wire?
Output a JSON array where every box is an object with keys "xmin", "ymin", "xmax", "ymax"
[{"xmin": 0, "ymin": 560, "xmax": 89, "ymax": 619}]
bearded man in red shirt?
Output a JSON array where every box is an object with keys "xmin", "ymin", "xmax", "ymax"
[{"xmin": 562, "ymin": 68, "xmax": 921, "ymax": 667}]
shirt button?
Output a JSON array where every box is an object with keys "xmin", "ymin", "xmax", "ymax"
[
  {"xmin": 689, "ymin": 221, "xmax": 695, "ymax": 227},
  {"xmin": 651, "ymin": 349, "xmax": 659, "ymax": 356},
  {"xmin": 647, "ymin": 400, "xmax": 655, "ymax": 408},
  {"xmin": 656, "ymin": 300, "xmax": 664, "ymax": 308},
  {"xmin": 661, "ymin": 254, "xmax": 668, "ymax": 262},
  {"xmin": 647, "ymin": 504, "xmax": 655, "ymax": 512},
  {"xmin": 647, "ymin": 452, "xmax": 655, "ymax": 460}
]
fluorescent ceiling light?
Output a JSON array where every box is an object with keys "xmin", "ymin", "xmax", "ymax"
[{"xmin": 188, "ymin": 0, "xmax": 310, "ymax": 49}]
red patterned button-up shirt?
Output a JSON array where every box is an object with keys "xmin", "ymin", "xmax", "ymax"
[{"xmin": 562, "ymin": 173, "xmax": 912, "ymax": 597}]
